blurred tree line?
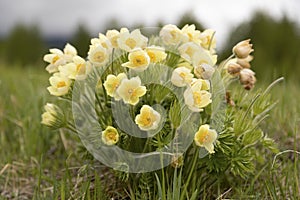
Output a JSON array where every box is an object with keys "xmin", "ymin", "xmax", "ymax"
[{"xmin": 0, "ymin": 11, "xmax": 299, "ymax": 81}]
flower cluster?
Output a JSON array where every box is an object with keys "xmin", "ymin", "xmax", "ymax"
[
  {"xmin": 41, "ymin": 24, "xmax": 259, "ymax": 161},
  {"xmin": 39, "ymin": 23, "xmax": 281, "ymax": 199}
]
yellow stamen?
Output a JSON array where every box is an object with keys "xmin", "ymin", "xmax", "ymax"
[
  {"xmin": 147, "ymin": 51, "xmax": 156, "ymax": 62},
  {"xmin": 52, "ymin": 55, "xmax": 60, "ymax": 64},
  {"xmin": 185, "ymin": 47, "xmax": 194, "ymax": 57},
  {"xmin": 133, "ymin": 55, "xmax": 147, "ymax": 66},
  {"xmin": 193, "ymin": 92, "xmax": 201, "ymax": 105},
  {"xmin": 197, "ymin": 129, "xmax": 209, "ymax": 144},
  {"xmin": 57, "ymin": 81, "xmax": 66, "ymax": 88},
  {"xmin": 93, "ymin": 52, "xmax": 105, "ymax": 63},
  {"xmin": 125, "ymin": 38, "xmax": 137, "ymax": 49},
  {"xmin": 179, "ymin": 72, "xmax": 186, "ymax": 79},
  {"xmin": 106, "ymin": 132, "xmax": 117, "ymax": 142}
]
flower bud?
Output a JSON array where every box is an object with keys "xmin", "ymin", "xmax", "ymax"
[
  {"xmin": 243, "ymin": 83, "xmax": 255, "ymax": 90},
  {"xmin": 171, "ymin": 154, "xmax": 184, "ymax": 168},
  {"xmin": 227, "ymin": 63, "xmax": 243, "ymax": 76},
  {"xmin": 102, "ymin": 126, "xmax": 119, "ymax": 145},
  {"xmin": 237, "ymin": 55, "xmax": 253, "ymax": 69},
  {"xmin": 239, "ymin": 69, "xmax": 256, "ymax": 90},
  {"xmin": 194, "ymin": 63, "xmax": 215, "ymax": 80},
  {"xmin": 226, "ymin": 91, "xmax": 235, "ymax": 106},
  {"xmin": 233, "ymin": 39, "xmax": 254, "ymax": 59},
  {"xmin": 41, "ymin": 103, "xmax": 65, "ymax": 129}
]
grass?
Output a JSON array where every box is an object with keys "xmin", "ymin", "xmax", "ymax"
[{"xmin": 0, "ymin": 63, "xmax": 299, "ymax": 199}]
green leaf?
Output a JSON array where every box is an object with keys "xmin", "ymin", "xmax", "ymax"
[{"xmin": 242, "ymin": 129, "xmax": 263, "ymax": 146}]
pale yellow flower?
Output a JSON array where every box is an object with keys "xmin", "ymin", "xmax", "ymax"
[
  {"xmin": 116, "ymin": 76, "xmax": 146, "ymax": 105},
  {"xmin": 88, "ymin": 45, "xmax": 110, "ymax": 67},
  {"xmin": 191, "ymin": 78, "xmax": 210, "ymax": 91},
  {"xmin": 102, "ymin": 126, "xmax": 119, "ymax": 145},
  {"xmin": 41, "ymin": 103, "xmax": 64, "ymax": 129},
  {"xmin": 135, "ymin": 105, "xmax": 161, "ymax": 131},
  {"xmin": 106, "ymin": 29, "xmax": 121, "ymax": 48},
  {"xmin": 181, "ymin": 24, "xmax": 201, "ymax": 44},
  {"xmin": 192, "ymin": 48, "xmax": 216, "ymax": 80},
  {"xmin": 117, "ymin": 29, "xmax": 148, "ymax": 52},
  {"xmin": 232, "ymin": 39, "xmax": 254, "ymax": 59},
  {"xmin": 184, "ymin": 80, "xmax": 212, "ymax": 112},
  {"xmin": 199, "ymin": 29, "xmax": 217, "ymax": 51},
  {"xmin": 178, "ymin": 42, "xmax": 202, "ymax": 62},
  {"xmin": 159, "ymin": 24, "xmax": 186, "ymax": 45},
  {"xmin": 43, "ymin": 44, "xmax": 78, "ymax": 73},
  {"xmin": 171, "ymin": 67, "xmax": 194, "ymax": 87},
  {"xmin": 103, "ymin": 73, "xmax": 127, "ymax": 100},
  {"xmin": 145, "ymin": 46, "xmax": 167, "ymax": 63},
  {"xmin": 192, "ymin": 48, "xmax": 217, "ymax": 67},
  {"xmin": 122, "ymin": 48, "xmax": 150, "ymax": 71},
  {"xmin": 43, "ymin": 48, "xmax": 66, "ymax": 73},
  {"xmin": 89, "ymin": 34, "xmax": 112, "ymax": 52},
  {"xmin": 63, "ymin": 43, "xmax": 78, "ymax": 62},
  {"xmin": 194, "ymin": 124, "xmax": 217, "ymax": 154},
  {"xmin": 47, "ymin": 73, "xmax": 71, "ymax": 96},
  {"xmin": 59, "ymin": 56, "xmax": 92, "ymax": 80}
]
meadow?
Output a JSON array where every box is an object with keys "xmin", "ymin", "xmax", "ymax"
[{"xmin": 0, "ymin": 61, "xmax": 299, "ymax": 199}]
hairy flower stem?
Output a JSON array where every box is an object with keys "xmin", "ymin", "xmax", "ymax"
[
  {"xmin": 219, "ymin": 54, "xmax": 234, "ymax": 70},
  {"xmin": 180, "ymin": 148, "xmax": 199, "ymax": 200},
  {"xmin": 66, "ymin": 122, "xmax": 79, "ymax": 134},
  {"xmin": 95, "ymin": 92, "xmax": 105, "ymax": 114}
]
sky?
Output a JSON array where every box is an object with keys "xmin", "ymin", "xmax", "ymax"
[{"xmin": 0, "ymin": 0, "xmax": 299, "ymax": 47}]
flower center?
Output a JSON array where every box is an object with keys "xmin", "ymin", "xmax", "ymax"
[
  {"xmin": 133, "ymin": 55, "xmax": 147, "ymax": 66},
  {"xmin": 179, "ymin": 72, "xmax": 186, "ymax": 79},
  {"xmin": 76, "ymin": 63, "xmax": 85, "ymax": 74},
  {"xmin": 128, "ymin": 88, "xmax": 135, "ymax": 95},
  {"xmin": 101, "ymin": 42, "xmax": 108, "ymax": 49},
  {"xmin": 52, "ymin": 55, "xmax": 60, "ymax": 64},
  {"xmin": 93, "ymin": 51, "xmax": 105, "ymax": 63},
  {"xmin": 112, "ymin": 81, "xmax": 119, "ymax": 89},
  {"xmin": 141, "ymin": 112, "xmax": 153, "ymax": 126},
  {"xmin": 125, "ymin": 38, "xmax": 137, "ymax": 49},
  {"xmin": 198, "ymin": 59, "xmax": 208, "ymax": 66},
  {"xmin": 170, "ymin": 30, "xmax": 178, "ymax": 39},
  {"xmin": 193, "ymin": 92, "xmax": 201, "ymax": 105},
  {"xmin": 187, "ymin": 32, "xmax": 193, "ymax": 41},
  {"xmin": 197, "ymin": 130, "xmax": 209, "ymax": 144},
  {"xmin": 57, "ymin": 81, "xmax": 66, "ymax": 88},
  {"xmin": 106, "ymin": 132, "xmax": 117, "ymax": 141},
  {"xmin": 204, "ymin": 35, "xmax": 211, "ymax": 47},
  {"xmin": 147, "ymin": 51, "xmax": 156, "ymax": 62},
  {"xmin": 111, "ymin": 36, "xmax": 118, "ymax": 47},
  {"xmin": 185, "ymin": 47, "xmax": 194, "ymax": 58}
]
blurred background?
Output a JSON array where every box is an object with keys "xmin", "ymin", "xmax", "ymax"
[{"xmin": 0, "ymin": 0, "xmax": 299, "ymax": 81}]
